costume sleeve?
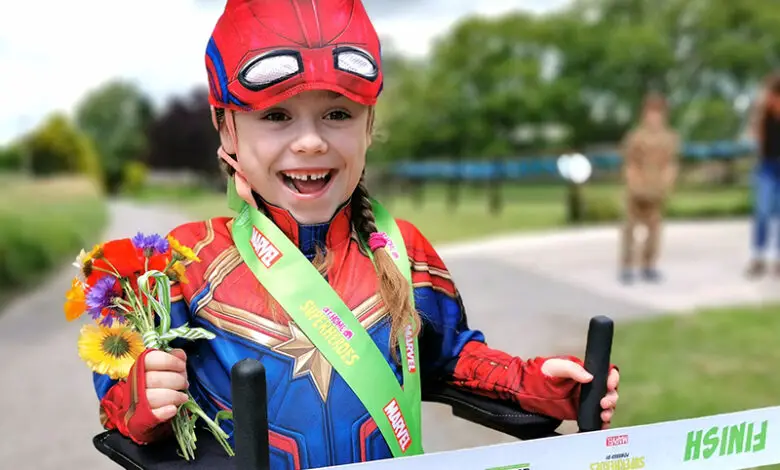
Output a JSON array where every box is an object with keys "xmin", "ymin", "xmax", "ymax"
[{"xmin": 401, "ymin": 220, "xmax": 613, "ymax": 422}]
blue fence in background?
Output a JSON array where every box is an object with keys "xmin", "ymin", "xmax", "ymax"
[{"xmin": 391, "ymin": 140, "xmax": 756, "ymax": 181}]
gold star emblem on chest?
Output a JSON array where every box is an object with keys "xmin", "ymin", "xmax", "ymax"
[{"xmin": 273, "ymin": 323, "xmax": 334, "ymax": 401}]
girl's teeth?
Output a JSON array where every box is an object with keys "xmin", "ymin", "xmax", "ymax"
[{"xmin": 284, "ymin": 172, "xmax": 329, "ymax": 180}]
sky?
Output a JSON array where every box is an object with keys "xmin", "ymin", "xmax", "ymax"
[{"xmin": 0, "ymin": 0, "xmax": 570, "ymax": 145}]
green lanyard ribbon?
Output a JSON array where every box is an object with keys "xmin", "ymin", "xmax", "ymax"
[{"xmin": 227, "ymin": 180, "xmax": 423, "ymax": 457}]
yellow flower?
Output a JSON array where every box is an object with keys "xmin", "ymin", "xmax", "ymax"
[
  {"xmin": 78, "ymin": 324, "xmax": 144, "ymax": 380},
  {"xmin": 167, "ymin": 261, "xmax": 189, "ymax": 284},
  {"xmin": 64, "ymin": 277, "xmax": 87, "ymax": 321},
  {"xmin": 86, "ymin": 244, "xmax": 104, "ymax": 261},
  {"xmin": 167, "ymin": 236, "xmax": 200, "ymax": 262}
]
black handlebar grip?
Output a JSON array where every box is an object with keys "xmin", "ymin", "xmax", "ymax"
[
  {"xmin": 231, "ymin": 358, "xmax": 270, "ymax": 470},
  {"xmin": 577, "ymin": 315, "xmax": 614, "ymax": 432}
]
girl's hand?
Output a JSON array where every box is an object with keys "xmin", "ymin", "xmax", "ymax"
[
  {"xmin": 541, "ymin": 358, "xmax": 620, "ymax": 429},
  {"xmin": 144, "ymin": 348, "xmax": 190, "ymax": 421}
]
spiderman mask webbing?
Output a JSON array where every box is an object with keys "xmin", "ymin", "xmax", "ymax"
[{"xmin": 205, "ymin": 0, "xmax": 384, "ymax": 114}]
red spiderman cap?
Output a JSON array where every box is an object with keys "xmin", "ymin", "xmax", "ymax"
[{"xmin": 205, "ymin": 0, "xmax": 384, "ymax": 113}]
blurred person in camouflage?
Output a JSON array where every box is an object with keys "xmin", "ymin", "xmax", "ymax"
[
  {"xmin": 745, "ymin": 73, "xmax": 780, "ymax": 278},
  {"xmin": 618, "ymin": 91, "xmax": 680, "ymax": 284}
]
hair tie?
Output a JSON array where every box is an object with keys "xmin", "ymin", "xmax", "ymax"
[
  {"xmin": 368, "ymin": 232, "xmax": 389, "ymax": 251},
  {"xmin": 368, "ymin": 232, "xmax": 399, "ymax": 259}
]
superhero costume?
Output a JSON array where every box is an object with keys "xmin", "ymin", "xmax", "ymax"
[
  {"xmin": 92, "ymin": 1, "xmax": 602, "ymax": 468},
  {"xmin": 94, "ymin": 201, "xmax": 588, "ymax": 469}
]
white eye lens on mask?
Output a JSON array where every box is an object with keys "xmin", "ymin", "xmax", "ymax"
[
  {"xmin": 333, "ymin": 46, "xmax": 378, "ymax": 81},
  {"xmin": 239, "ymin": 50, "xmax": 303, "ymax": 91}
]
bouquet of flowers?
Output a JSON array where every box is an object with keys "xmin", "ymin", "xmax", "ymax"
[{"xmin": 64, "ymin": 232, "xmax": 234, "ymax": 460}]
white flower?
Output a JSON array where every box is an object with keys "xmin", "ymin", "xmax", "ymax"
[{"xmin": 72, "ymin": 249, "xmax": 89, "ymax": 279}]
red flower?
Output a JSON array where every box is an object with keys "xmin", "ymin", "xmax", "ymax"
[
  {"xmin": 103, "ymin": 239, "xmax": 145, "ymax": 275},
  {"xmin": 86, "ymin": 239, "xmax": 144, "ymax": 286},
  {"xmin": 148, "ymin": 253, "xmax": 171, "ymax": 272}
]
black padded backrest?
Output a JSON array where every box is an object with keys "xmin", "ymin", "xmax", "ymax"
[
  {"xmin": 421, "ymin": 384, "xmax": 561, "ymax": 440},
  {"xmin": 93, "ymin": 429, "xmax": 235, "ymax": 470}
]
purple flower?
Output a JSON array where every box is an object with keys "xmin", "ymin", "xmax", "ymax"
[
  {"xmin": 86, "ymin": 276, "xmax": 120, "ymax": 321},
  {"xmin": 131, "ymin": 232, "xmax": 146, "ymax": 248},
  {"xmin": 99, "ymin": 312, "xmax": 119, "ymax": 327},
  {"xmin": 132, "ymin": 232, "xmax": 169, "ymax": 255}
]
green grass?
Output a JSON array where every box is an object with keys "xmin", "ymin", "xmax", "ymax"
[
  {"xmin": 611, "ymin": 303, "xmax": 780, "ymax": 469},
  {"xmin": 160, "ymin": 181, "xmax": 752, "ymax": 244},
  {"xmin": 0, "ymin": 174, "xmax": 108, "ymax": 299},
  {"xmin": 126, "ymin": 180, "xmax": 216, "ymax": 202}
]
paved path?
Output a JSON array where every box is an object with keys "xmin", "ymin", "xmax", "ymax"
[{"xmin": 1, "ymin": 206, "xmax": 775, "ymax": 466}]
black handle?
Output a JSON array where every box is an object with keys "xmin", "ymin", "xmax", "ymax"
[
  {"xmin": 577, "ymin": 315, "xmax": 614, "ymax": 432},
  {"xmin": 231, "ymin": 358, "xmax": 270, "ymax": 470}
]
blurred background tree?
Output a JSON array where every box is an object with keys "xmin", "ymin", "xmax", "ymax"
[
  {"xmin": 368, "ymin": 0, "xmax": 780, "ymax": 162},
  {"xmin": 22, "ymin": 113, "xmax": 103, "ymax": 183},
  {"xmin": 144, "ymin": 87, "xmax": 221, "ymax": 185},
  {"xmin": 74, "ymin": 80, "xmax": 154, "ymax": 193}
]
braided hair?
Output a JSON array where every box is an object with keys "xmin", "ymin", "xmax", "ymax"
[{"xmin": 350, "ymin": 173, "xmax": 421, "ymax": 361}]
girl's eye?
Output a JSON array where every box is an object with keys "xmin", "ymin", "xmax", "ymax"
[
  {"xmin": 326, "ymin": 110, "xmax": 351, "ymax": 121},
  {"xmin": 262, "ymin": 112, "xmax": 289, "ymax": 122}
]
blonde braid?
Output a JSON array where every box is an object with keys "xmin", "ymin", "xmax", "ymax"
[{"xmin": 350, "ymin": 175, "xmax": 420, "ymax": 361}]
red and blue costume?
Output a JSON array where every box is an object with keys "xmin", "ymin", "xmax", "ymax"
[
  {"xmin": 95, "ymin": 205, "xmax": 587, "ymax": 468},
  {"xmin": 93, "ymin": 1, "xmax": 594, "ymax": 468}
]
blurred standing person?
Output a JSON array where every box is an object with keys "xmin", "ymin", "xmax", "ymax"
[
  {"xmin": 618, "ymin": 92, "xmax": 680, "ymax": 284},
  {"xmin": 745, "ymin": 73, "xmax": 780, "ymax": 278}
]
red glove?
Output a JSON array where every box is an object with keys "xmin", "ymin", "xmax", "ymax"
[
  {"xmin": 452, "ymin": 341, "xmax": 618, "ymax": 421},
  {"xmin": 99, "ymin": 349, "xmax": 174, "ymax": 445}
]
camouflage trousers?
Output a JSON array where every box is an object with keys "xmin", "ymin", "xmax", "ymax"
[{"xmin": 620, "ymin": 195, "xmax": 665, "ymax": 269}]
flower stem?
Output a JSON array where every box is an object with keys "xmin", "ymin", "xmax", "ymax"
[
  {"xmin": 164, "ymin": 256, "xmax": 178, "ymax": 272},
  {"xmin": 172, "ymin": 409, "xmax": 196, "ymax": 460},
  {"xmin": 103, "ymin": 257, "xmax": 123, "ymax": 275},
  {"xmin": 182, "ymin": 397, "xmax": 235, "ymax": 457},
  {"xmin": 123, "ymin": 284, "xmax": 153, "ymax": 332},
  {"xmin": 92, "ymin": 266, "xmax": 118, "ymax": 276}
]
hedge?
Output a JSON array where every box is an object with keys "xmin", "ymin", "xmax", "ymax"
[
  {"xmin": 0, "ymin": 176, "xmax": 108, "ymax": 295},
  {"xmin": 579, "ymin": 188, "xmax": 752, "ymax": 224}
]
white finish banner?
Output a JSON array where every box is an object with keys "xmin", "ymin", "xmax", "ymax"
[{"xmin": 323, "ymin": 406, "xmax": 779, "ymax": 470}]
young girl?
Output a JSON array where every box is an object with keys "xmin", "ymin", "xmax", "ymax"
[{"xmin": 94, "ymin": 0, "xmax": 620, "ymax": 467}]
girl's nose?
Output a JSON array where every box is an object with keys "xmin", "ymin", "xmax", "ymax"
[{"xmin": 291, "ymin": 125, "xmax": 328, "ymax": 156}]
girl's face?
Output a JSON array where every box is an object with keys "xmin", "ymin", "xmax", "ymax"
[{"xmin": 221, "ymin": 90, "xmax": 371, "ymax": 224}]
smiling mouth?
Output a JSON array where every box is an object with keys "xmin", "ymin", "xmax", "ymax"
[{"xmin": 279, "ymin": 169, "xmax": 335, "ymax": 195}]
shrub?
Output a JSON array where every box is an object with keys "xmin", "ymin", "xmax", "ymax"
[
  {"xmin": 0, "ymin": 144, "xmax": 24, "ymax": 171},
  {"xmin": 23, "ymin": 113, "xmax": 104, "ymax": 185},
  {"xmin": 0, "ymin": 177, "xmax": 107, "ymax": 295},
  {"xmin": 580, "ymin": 192, "xmax": 622, "ymax": 223},
  {"xmin": 666, "ymin": 190, "xmax": 752, "ymax": 219},
  {"xmin": 121, "ymin": 160, "xmax": 149, "ymax": 195}
]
